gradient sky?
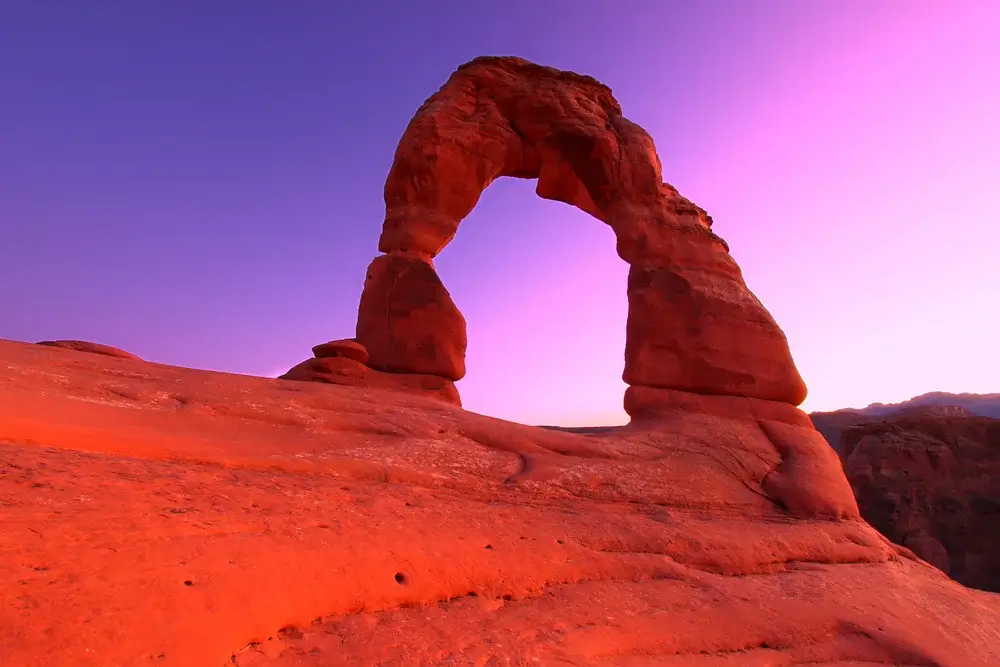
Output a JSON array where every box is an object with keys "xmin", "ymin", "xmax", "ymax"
[{"xmin": 2, "ymin": 1, "xmax": 998, "ymax": 426}]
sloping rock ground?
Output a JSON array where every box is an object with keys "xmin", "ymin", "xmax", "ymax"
[{"xmin": 2, "ymin": 338, "xmax": 999, "ymax": 666}]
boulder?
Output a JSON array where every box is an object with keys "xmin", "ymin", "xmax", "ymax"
[
  {"xmin": 311, "ymin": 338, "xmax": 369, "ymax": 364},
  {"xmin": 279, "ymin": 355, "xmax": 460, "ymax": 407}
]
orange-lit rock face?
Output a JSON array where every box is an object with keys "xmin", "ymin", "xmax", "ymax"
[
  {"xmin": 356, "ymin": 253, "xmax": 466, "ymax": 381},
  {"xmin": 4, "ymin": 338, "xmax": 1000, "ymax": 666},
  {"xmin": 357, "ymin": 56, "xmax": 806, "ymax": 406}
]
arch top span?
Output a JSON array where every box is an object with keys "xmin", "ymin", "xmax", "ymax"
[
  {"xmin": 355, "ymin": 56, "xmax": 808, "ymax": 413},
  {"xmin": 379, "ymin": 55, "xmax": 714, "ymax": 265}
]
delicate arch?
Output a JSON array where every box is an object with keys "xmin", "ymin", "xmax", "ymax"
[{"xmin": 355, "ymin": 56, "xmax": 807, "ymax": 415}]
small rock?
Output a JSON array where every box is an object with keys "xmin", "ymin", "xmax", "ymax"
[
  {"xmin": 35, "ymin": 340, "xmax": 142, "ymax": 361},
  {"xmin": 311, "ymin": 339, "xmax": 369, "ymax": 364}
]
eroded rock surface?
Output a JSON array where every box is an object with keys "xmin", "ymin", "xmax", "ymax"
[
  {"xmin": 353, "ymin": 56, "xmax": 806, "ymax": 410},
  {"xmin": 2, "ymin": 338, "xmax": 1000, "ymax": 666},
  {"xmin": 35, "ymin": 339, "xmax": 142, "ymax": 361}
]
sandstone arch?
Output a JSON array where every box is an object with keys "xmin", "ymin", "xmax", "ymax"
[{"xmin": 355, "ymin": 56, "xmax": 807, "ymax": 416}]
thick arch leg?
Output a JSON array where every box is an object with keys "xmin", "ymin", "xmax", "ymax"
[
  {"xmin": 623, "ymin": 228, "xmax": 807, "ymax": 409},
  {"xmin": 355, "ymin": 253, "xmax": 467, "ymax": 381}
]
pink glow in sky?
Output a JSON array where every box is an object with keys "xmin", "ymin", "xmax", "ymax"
[
  {"xmin": 2, "ymin": 1, "xmax": 998, "ymax": 426},
  {"xmin": 443, "ymin": 2, "xmax": 1000, "ymax": 424}
]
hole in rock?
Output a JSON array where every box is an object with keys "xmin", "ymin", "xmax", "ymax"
[
  {"xmin": 394, "ymin": 572, "xmax": 407, "ymax": 585},
  {"xmin": 183, "ymin": 580, "xmax": 193, "ymax": 586},
  {"xmin": 435, "ymin": 178, "xmax": 630, "ymax": 428}
]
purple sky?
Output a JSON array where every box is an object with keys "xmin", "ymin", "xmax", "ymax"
[{"xmin": 2, "ymin": 1, "xmax": 998, "ymax": 425}]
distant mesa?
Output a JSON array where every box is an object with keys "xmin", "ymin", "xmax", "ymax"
[
  {"xmin": 35, "ymin": 339, "xmax": 142, "ymax": 361},
  {"xmin": 859, "ymin": 392, "xmax": 1000, "ymax": 419},
  {"xmin": 283, "ymin": 55, "xmax": 807, "ymax": 418},
  {"xmin": 812, "ymin": 405, "xmax": 974, "ymax": 457},
  {"xmin": 811, "ymin": 394, "xmax": 1000, "ymax": 456}
]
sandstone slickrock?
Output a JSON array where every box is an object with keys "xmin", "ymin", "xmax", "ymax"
[
  {"xmin": 352, "ymin": 56, "xmax": 806, "ymax": 410},
  {"xmin": 35, "ymin": 339, "xmax": 142, "ymax": 361},
  {"xmin": 3, "ymin": 337, "xmax": 1000, "ymax": 666}
]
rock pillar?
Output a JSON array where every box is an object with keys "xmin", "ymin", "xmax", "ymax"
[{"xmin": 355, "ymin": 253, "xmax": 467, "ymax": 382}]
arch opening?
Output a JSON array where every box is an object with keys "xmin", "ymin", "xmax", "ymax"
[{"xmin": 433, "ymin": 176, "xmax": 629, "ymax": 426}]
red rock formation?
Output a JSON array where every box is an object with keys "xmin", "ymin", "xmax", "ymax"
[
  {"xmin": 3, "ymin": 337, "xmax": 1000, "ymax": 666},
  {"xmin": 624, "ymin": 386, "xmax": 859, "ymax": 519},
  {"xmin": 36, "ymin": 339, "xmax": 142, "ymax": 361},
  {"xmin": 8, "ymin": 57, "xmax": 992, "ymax": 667},
  {"xmin": 356, "ymin": 253, "xmax": 466, "ymax": 380},
  {"xmin": 355, "ymin": 56, "xmax": 807, "ymax": 410},
  {"xmin": 842, "ymin": 412, "xmax": 1000, "ymax": 592},
  {"xmin": 282, "ymin": 332, "xmax": 460, "ymax": 406}
]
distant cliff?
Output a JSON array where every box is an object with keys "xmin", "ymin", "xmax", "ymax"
[
  {"xmin": 840, "ymin": 411, "xmax": 1000, "ymax": 593},
  {"xmin": 853, "ymin": 392, "xmax": 1000, "ymax": 419},
  {"xmin": 810, "ymin": 397, "xmax": 1000, "ymax": 594}
]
